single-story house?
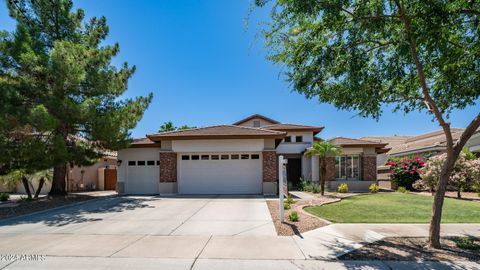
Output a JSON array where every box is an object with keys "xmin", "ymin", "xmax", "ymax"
[
  {"xmin": 362, "ymin": 128, "xmax": 465, "ymax": 164},
  {"xmin": 117, "ymin": 114, "xmax": 388, "ymax": 195}
]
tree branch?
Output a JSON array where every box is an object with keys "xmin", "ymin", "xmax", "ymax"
[{"xmin": 460, "ymin": 9, "xmax": 480, "ymax": 16}]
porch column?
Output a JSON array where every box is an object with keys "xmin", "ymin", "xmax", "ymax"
[{"xmin": 362, "ymin": 155, "xmax": 377, "ymax": 181}]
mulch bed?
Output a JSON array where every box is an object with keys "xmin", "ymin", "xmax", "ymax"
[
  {"xmin": 0, "ymin": 194, "xmax": 97, "ymax": 220},
  {"xmin": 340, "ymin": 237, "xmax": 480, "ymax": 261},
  {"xmin": 266, "ymin": 198, "xmax": 333, "ymax": 236}
]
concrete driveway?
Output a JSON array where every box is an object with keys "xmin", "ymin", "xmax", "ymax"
[{"xmin": 0, "ymin": 195, "xmax": 276, "ymax": 236}]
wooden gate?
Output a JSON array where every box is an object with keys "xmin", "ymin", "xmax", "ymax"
[{"xmin": 104, "ymin": 168, "xmax": 117, "ymax": 190}]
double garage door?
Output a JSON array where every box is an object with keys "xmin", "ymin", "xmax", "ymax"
[{"xmin": 178, "ymin": 153, "xmax": 262, "ymax": 194}]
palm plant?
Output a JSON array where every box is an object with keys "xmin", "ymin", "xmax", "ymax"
[
  {"xmin": 0, "ymin": 169, "xmax": 53, "ymax": 199},
  {"xmin": 305, "ymin": 141, "xmax": 342, "ymax": 196}
]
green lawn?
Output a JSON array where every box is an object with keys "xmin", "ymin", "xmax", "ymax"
[{"xmin": 304, "ymin": 193, "xmax": 480, "ymax": 223}]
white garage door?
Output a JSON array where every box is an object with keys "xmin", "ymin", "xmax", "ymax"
[
  {"xmin": 178, "ymin": 153, "xmax": 262, "ymax": 194},
  {"xmin": 126, "ymin": 160, "xmax": 159, "ymax": 195}
]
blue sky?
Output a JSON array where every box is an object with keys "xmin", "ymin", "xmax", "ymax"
[{"xmin": 1, "ymin": 0, "xmax": 478, "ymax": 139}]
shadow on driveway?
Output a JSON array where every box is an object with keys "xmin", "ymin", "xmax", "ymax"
[{"xmin": 0, "ymin": 196, "xmax": 155, "ymax": 228}]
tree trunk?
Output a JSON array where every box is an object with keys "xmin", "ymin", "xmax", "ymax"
[
  {"xmin": 428, "ymin": 154, "xmax": 456, "ymax": 248},
  {"xmin": 34, "ymin": 177, "xmax": 45, "ymax": 199},
  {"xmin": 320, "ymin": 158, "xmax": 327, "ymax": 196},
  {"xmin": 21, "ymin": 176, "xmax": 32, "ymax": 200},
  {"xmin": 457, "ymin": 188, "xmax": 461, "ymax": 199},
  {"xmin": 49, "ymin": 164, "xmax": 67, "ymax": 196}
]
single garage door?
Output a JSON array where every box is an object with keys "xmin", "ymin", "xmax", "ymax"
[
  {"xmin": 126, "ymin": 160, "xmax": 159, "ymax": 195},
  {"xmin": 178, "ymin": 153, "xmax": 262, "ymax": 194}
]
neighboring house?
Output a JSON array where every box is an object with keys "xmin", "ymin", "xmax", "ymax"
[
  {"xmin": 466, "ymin": 129, "xmax": 480, "ymax": 157},
  {"xmin": 13, "ymin": 155, "xmax": 117, "ymax": 195},
  {"xmin": 117, "ymin": 114, "xmax": 388, "ymax": 195},
  {"xmin": 362, "ymin": 128, "xmax": 465, "ymax": 164}
]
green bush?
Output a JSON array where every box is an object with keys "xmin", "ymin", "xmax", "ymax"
[
  {"xmin": 0, "ymin": 192, "xmax": 9, "ymax": 202},
  {"xmin": 453, "ymin": 236, "xmax": 480, "ymax": 251},
  {"xmin": 288, "ymin": 211, "xmax": 299, "ymax": 222},
  {"xmin": 396, "ymin": 187, "xmax": 409, "ymax": 193},
  {"xmin": 338, "ymin": 183, "xmax": 349, "ymax": 193},
  {"xmin": 284, "ymin": 202, "xmax": 291, "ymax": 210},
  {"xmin": 369, "ymin": 183, "xmax": 379, "ymax": 193},
  {"xmin": 300, "ymin": 179, "xmax": 314, "ymax": 192},
  {"xmin": 286, "ymin": 194, "xmax": 295, "ymax": 204},
  {"xmin": 312, "ymin": 184, "xmax": 321, "ymax": 193}
]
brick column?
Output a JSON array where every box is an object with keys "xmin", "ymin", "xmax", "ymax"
[
  {"xmin": 362, "ymin": 155, "xmax": 377, "ymax": 181},
  {"xmin": 262, "ymin": 151, "xmax": 277, "ymax": 182},
  {"xmin": 324, "ymin": 156, "xmax": 336, "ymax": 182},
  {"xmin": 159, "ymin": 152, "xmax": 177, "ymax": 183}
]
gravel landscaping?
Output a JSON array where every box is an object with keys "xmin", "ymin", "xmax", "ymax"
[
  {"xmin": 340, "ymin": 236, "xmax": 480, "ymax": 261},
  {"xmin": 0, "ymin": 194, "xmax": 99, "ymax": 220}
]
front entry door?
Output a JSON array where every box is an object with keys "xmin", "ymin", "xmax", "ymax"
[{"xmin": 286, "ymin": 158, "xmax": 302, "ymax": 189}]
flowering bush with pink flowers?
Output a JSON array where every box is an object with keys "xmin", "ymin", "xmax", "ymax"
[
  {"xmin": 386, "ymin": 156, "xmax": 426, "ymax": 190},
  {"xmin": 418, "ymin": 151, "xmax": 480, "ymax": 198}
]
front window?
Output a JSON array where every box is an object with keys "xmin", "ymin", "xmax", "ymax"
[
  {"xmin": 335, "ymin": 155, "xmax": 360, "ymax": 180},
  {"xmin": 253, "ymin": 120, "xmax": 261, "ymax": 127}
]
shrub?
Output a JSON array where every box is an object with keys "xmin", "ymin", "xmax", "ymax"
[
  {"xmin": 386, "ymin": 156, "xmax": 426, "ymax": 190},
  {"xmin": 369, "ymin": 183, "xmax": 379, "ymax": 193},
  {"xmin": 20, "ymin": 195, "xmax": 33, "ymax": 202},
  {"xmin": 284, "ymin": 202, "xmax": 291, "ymax": 210},
  {"xmin": 286, "ymin": 194, "xmax": 295, "ymax": 204},
  {"xmin": 300, "ymin": 178, "xmax": 313, "ymax": 192},
  {"xmin": 288, "ymin": 211, "xmax": 299, "ymax": 222},
  {"xmin": 397, "ymin": 186, "xmax": 409, "ymax": 193},
  {"xmin": 453, "ymin": 236, "xmax": 480, "ymax": 251},
  {"xmin": 0, "ymin": 192, "xmax": 9, "ymax": 202},
  {"xmin": 312, "ymin": 184, "xmax": 321, "ymax": 193},
  {"xmin": 338, "ymin": 183, "xmax": 348, "ymax": 193}
]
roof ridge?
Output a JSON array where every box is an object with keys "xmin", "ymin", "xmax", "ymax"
[{"xmin": 222, "ymin": 124, "xmax": 286, "ymax": 134}]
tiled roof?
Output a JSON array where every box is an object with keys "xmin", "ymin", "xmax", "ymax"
[
  {"xmin": 147, "ymin": 125, "xmax": 286, "ymax": 141},
  {"xmin": 232, "ymin": 114, "xmax": 280, "ymax": 125},
  {"xmin": 129, "ymin": 137, "xmax": 160, "ymax": 148},
  {"xmin": 389, "ymin": 129, "xmax": 464, "ymax": 155},
  {"xmin": 262, "ymin": 124, "xmax": 324, "ymax": 134},
  {"xmin": 360, "ymin": 136, "xmax": 413, "ymax": 148},
  {"xmin": 329, "ymin": 137, "xmax": 388, "ymax": 147}
]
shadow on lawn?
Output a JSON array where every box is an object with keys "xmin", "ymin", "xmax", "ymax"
[{"xmin": 0, "ymin": 196, "xmax": 154, "ymax": 227}]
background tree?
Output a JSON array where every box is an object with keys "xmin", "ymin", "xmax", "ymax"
[
  {"xmin": 1, "ymin": 0, "xmax": 152, "ymax": 196},
  {"xmin": 305, "ymin": 141, "xmax": 341, "ymax": 196},
  {"xmin": 256, "ymin": 0, "xmax": 480, "ymax": 248},
  {"xmin": 158, "ymin": 122, "xmax": 196, "ymax": 132}
]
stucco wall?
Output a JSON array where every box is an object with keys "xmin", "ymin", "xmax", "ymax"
[
  {"xmin": 276, "ymin": 131, "xmax": 313, "ymax": 154},
  {"xmin": 237, "ymin": 118, "xmax": 275, "ymax": 127},
  {"xmin": 172, "ymin": 139, "xmax": 266, "ymax": 152}
]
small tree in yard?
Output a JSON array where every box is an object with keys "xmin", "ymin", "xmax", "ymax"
[
  {"xmin": 305, "ymin": 141, "xmax": 341, "ymax": 196},
  {"xmin": 255, "ymin": 0, "xmax": 480, "ymax": 248},
  {"xmin": 1, "ymin": 0, "xmax": 152, "ymax": 196}
]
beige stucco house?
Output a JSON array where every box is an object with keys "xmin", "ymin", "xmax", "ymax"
[{"xmin": 117, "ymin": 114, "xmax": 388, "ymax": 195}]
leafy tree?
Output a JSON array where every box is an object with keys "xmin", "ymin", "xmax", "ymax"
[
  {"xmin": 256, "ymin": 0, "xmax": 480, "ymax": 248},
  {"xmin": 305, "ymin": 141, "xmax": 342, "ymax": 196},
  {"xmin": 0, "ymin": 0, "xmax": 152, "ymax": 196},
  {"xmin": 158, "ymin": 121, "xmax": 176, "ymax": 132},
  {"xmin": 158, "ymin": 122, "xmax": 196, "ymax": 132}
]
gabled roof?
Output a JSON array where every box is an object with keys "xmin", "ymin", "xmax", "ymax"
[
  {"xmin": 389, "ymin": 129, "xmax": 465, "ymax": 156},
  {"xmin": 232, "ymin": 114, "xmax": 279, "ymax": 125},
  {"xmin": 147, "ymin": 125, "xmax": 286, "ymax": 141},
  {"xmin": 262, "ymin": 124, "xmax": 324, "ymax": 135},
  {"xmin": 360, "ymin": 136, "xmax": 413, "ymax": 149},
  {"xmin": 329, "ymin": 137, "xmax": 389, "ymax": 148},
  {"xmin": 129, "ymin": 137, "xmax": 160, "ymax": 148}
]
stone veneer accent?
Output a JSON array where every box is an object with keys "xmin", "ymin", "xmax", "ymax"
[
  {"xmin": 362, "ymin": 155, "xmax": 377, "ymax": 181},
  {"xmin": 324, "ymin": 157, "xmax": 336, "ymax": 182},
  {"xmin": 262, "ymin": 151, "xmax": 277, "ymax": 182},
  {"xmin": 159, "ymin": 152, "xmax": 177, "ymax": 182}
]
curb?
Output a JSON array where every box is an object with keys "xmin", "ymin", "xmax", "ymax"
[{"xmin": 0, "ymin": 194, "xmax": 119, "ymax": 225}]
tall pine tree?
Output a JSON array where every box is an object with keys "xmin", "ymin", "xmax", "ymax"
[{"xmin": 0, "ymin": 0, "xmax": 152, "ymax": 195}]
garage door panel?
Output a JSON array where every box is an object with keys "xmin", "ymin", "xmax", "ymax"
[
  {"xmin": 179, "ymin": 153, "xmax": 262, "ymax": 194},
  {"xmin": 126, "ymin": 166, "xmax": 159, "ymax": 195}
]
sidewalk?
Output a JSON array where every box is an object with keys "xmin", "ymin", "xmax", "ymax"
[
  {"xmin": 1, "ymin": 257, "xmax": 479, "ymax": 270},
  {"xmin": 294, "ymin": 223, "xmax": 480, "ymax": 259}
]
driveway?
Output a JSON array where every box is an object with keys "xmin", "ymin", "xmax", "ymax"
[{"xmin": 0, "ymin": 195, "xmax": 276, "ymax": 236}]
